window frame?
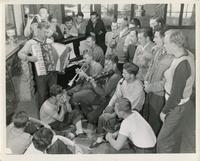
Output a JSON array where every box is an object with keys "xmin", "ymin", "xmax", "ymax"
[{"xmin": 164, "ymin": 3, "xmax": 195, "ymax": 29}]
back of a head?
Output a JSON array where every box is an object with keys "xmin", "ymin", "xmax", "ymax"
[
  {"xmin": 12, "ymin": 111, "xmax": 29, "ymax": 128},
  {"xmin": 49, "ymin": 84, "xmax": 63, "ymax": 97},
  {"xmin": 32, "ymin": 127, "xmax": 53, "ymax": 152},
  {"xmin": 165, "ymin": 29, "xmax": 185, "ymax": 48},
  {"xmin": 115, "ymin": 97, "xmax": 132, "ymax": 113},
  {"xmin": 123, "ymin": 62, "xmax": 139, "ymax": 76}
]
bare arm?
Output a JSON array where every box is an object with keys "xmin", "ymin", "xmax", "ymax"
[{"xmin": 106, "ymin": 133, "xmax": 127, "ymax": 151}]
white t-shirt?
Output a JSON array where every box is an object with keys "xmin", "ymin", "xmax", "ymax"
[
  {"xmin": 40, "ymin": 100, "xmax": 58, "ymax": 124},
  {"xmin": 119, "ymin": 111, "xmax": 156, "ymax": 148}
]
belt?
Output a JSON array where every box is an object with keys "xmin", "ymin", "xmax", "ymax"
[{"xmin": 165, "ymin": 92, "xmax": 190, "ymax": 105}]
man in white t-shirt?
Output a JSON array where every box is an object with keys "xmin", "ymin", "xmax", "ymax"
[{"xmin": 105, "ymin": 97, "xmax": 156, "ymax": 153}]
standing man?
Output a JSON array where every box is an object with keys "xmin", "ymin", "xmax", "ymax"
[
  {"xmin": 75, "ymin": 12, "xmax": 87, "ymax": 35},
  {"xmin": 24, "ymin": 7, "xmax": 50, "ymax": 41},
  {"xmin": 114, "ymin": 17, "xmax": 130, "ymax": 70},
  {"xmin": 86, "ymin": 12, "xmax": 107, "ymax": 53},
  {"xmin": 157, "ymin": 30, "xmax": 195, "ymax": 153},
  {"xmin": 18, "ymin": 24, "xmax": 70, "ymax": 109},
  {"xmin": 133, "ymin": 27, "xmax": 155, "ymax": 81}
]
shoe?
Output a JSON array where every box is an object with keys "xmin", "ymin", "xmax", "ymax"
[{"xmin": 89, "ymin": 140, "xmax": 105, "ymax": 149}]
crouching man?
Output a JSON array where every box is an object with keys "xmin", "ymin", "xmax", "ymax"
[{"xmin": 106, "ymin": 98, "xmax": 156, "ymax": 153}]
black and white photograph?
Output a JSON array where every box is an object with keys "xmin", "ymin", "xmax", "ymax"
[{"xmin": 2, "ymin": 1, "xmax": 199, "ymax": 159}]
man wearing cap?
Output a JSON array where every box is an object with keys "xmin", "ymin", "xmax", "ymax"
[{"xmin": 89, "ymin": 62, "xmax": 145, "ymax": 148}]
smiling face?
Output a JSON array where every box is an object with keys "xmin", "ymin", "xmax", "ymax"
[
  {"xmin": 65, "ymin": 20, "xmax": 73, "ymax": 29},
  {"xmin": 164, "ymin": 32, "xmax": 174, "ymax": 55},
  {"xmin": 77, "ymin": 15, "xmax": 83, "ymax": 24}
]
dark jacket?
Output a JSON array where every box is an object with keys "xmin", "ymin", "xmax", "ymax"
[{"xmin": 86, "ymin": 18, "xmax": 107, "ymax": 53}]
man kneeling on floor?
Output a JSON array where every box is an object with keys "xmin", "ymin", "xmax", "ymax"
[
  {"xmin": 105, "ymin": 98, "xmax": 156, "ymax": 153},
  {"xmin": 40, "ymin": 84, "xmax": 85, "ymax": 138}
]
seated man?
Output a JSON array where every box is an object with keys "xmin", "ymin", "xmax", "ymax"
[
  {"xmin": 60, "ymin": 16, "xmax": 78, "ymax": 39},
  {"xmin": 105, "ymin": 98, "xmax": 156, "ymax": 153},
  {"xmin": 84, "ymin": 35, "xmax": 105, "ymax": 67},
  {"xmin": 71, "ymin": 55, "xmax": 122, "ymax": 128},
  {"xmin": 40, "ymin": 84, "xmax": 84, "ymax": 138},
  {"xmin": 67, "ymin": 49, "xmax": 103, "ymax": 94},
  {"xmin": 27, "ymin": 127, "xmax": 83, "ymax": 154},
  {"xmin": 89, "ymin": 62, "xmax": 145, "ymax": 148}
]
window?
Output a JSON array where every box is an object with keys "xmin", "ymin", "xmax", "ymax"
[
  {"xmin": 118, "ymin": 4, "xmax": 131, "ymax": 18},
  {"xmin": 81, "ymin": 4, "xmax": 92, "ymax": 19},
  {"xmin": 182, "ymin": 4, "xmax": 195, "ymax": 26},
  {"xmin": 64, "ymin": 4, "xmax": 78, "ymax": 16},
  {"xmin": 165, "ymin": 3, "xmax": 195, "ymax": 27},
  {"xmin": 166, "ymin": 4, "xmax": 181, "ymax": 26},
  {"xmin": 101, "ymin": 4, "xmax": 115, "ymax": 17}
]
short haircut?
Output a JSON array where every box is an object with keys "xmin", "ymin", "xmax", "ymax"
[
  {"xmin": 115, "ymin": 97, "xmax": 132, "ymax": 113},
  {"xmin": 39, "ymin": 7, "xmax": 49, "ymax": 14},
  {"xmin": 151, "ymin": 16, "xmax": 165, "ymax": 26},
  {"xmin": 130, "ymin": 18, "xmax": 141, "ymax": 28},
  {"xmin": 123, "ymin": 62, "xmax": 139, "ymax": 76},
  {"xmin": 32, "ymin": 127, "xmax": 53, "ymax": 152},
  {"xmin": 90, "ymin": 11, "xmax": 98, "ymax": 17},
  {"xmin": 165, "ymin": 29, "xmax": 185, "ymax": 47},
  {"xmin": 49, "ymin": 84, "xmax": 63, "ymax": 97},
  {"xmin": 87, "ymin": 35, "xmax": 96, "ymax": 42},
  {"xmin": 154, "ymin": 26, "xmax": 167, "ymax": 37},
  {"xmin": 138, "ymin": 27, "xmax": 154, "ymax": 41},
  {"xmin": 12, "ymin": 111, "xmax": 29, "ymax": 128},
  {"xmin": 64, "ymin": 16, "xmax": 73, "ymax": 22},
  {"xmin": 77, "ymin": 12, "xmax": 84, "ymax": 17}
]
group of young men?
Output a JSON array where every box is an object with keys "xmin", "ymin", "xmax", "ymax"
[{"xmin": 6, "ymin": 7, "xmax": 195, "ymax": 154}]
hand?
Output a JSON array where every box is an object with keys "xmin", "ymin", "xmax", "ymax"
[
  {"xmin": 112, "ymin": 131, "xmax": 119, "ymax": 139},
  {"xmin": 105, "ymin": 132, "xmax": 113, "ymax": 141},
  {"xmin": 144, "ymin": 81, "xmax": 151, "ymax": 93},
  {"xmin": 90, "ymin": 32, "xmax": 95, "ymax": 36},
  {"xmin": 27, "ymin": 55, "xmax": 38, "ymax": 62},
  {"xmin": 160, "ymin": 112, "xmax": 166, "ymax": 122}
]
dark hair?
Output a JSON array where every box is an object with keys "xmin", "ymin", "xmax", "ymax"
[
  {"xmin": 90, "ymin": 11, "xmax": 99, "ymax": 17},
  {"xmin": 77, "ymin": 12, "xmax": 84, "ymax": 17},
  {"xmin": 151, "ymin": 16, "xmax": 165, "ymax": 26},
  {"xmin": 154, "ymin": 26, "xmax": 167, "ymax": 37},
  {"xmin": 64, "ymin": 16, "xmax": 73, "ymax": 22},
  {"xmin": 115, "ymin": 97, "xmax": 132, "ymax": 113},
  {"xmin": 49, "ymin": 84, "xmax": 63, "ymax": 97},
  {"xmin": 123, "ymin": 62, "xmax": 139, "ymax": 76},
  {"xmin": 138, "ymin": 27, "xmax": 154, "ymax": 41},
  {"xmin": 12, "ymin": 111, "xmax": 29, "ymax": 128},
  {"xmin": 130, "ymin": 18, "xmax": 141, "ymax": 28},
  {"xmin": 32, "ymin": 127, "xmax": 53, "ymax": 152},
  {"xmin": 86, "ymin": 35, "xmax": 96, "ymax": 42}
]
